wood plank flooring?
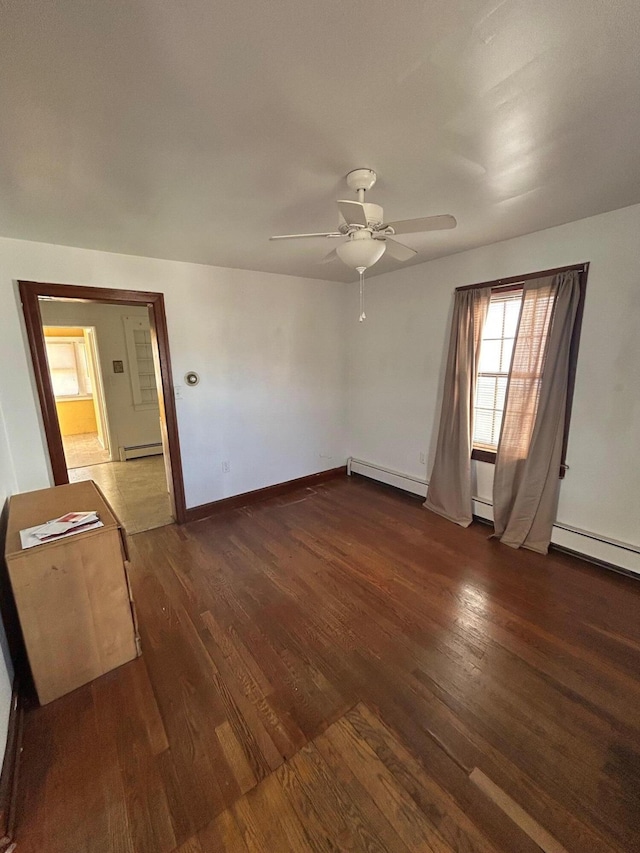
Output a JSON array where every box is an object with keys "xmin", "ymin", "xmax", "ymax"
[
  {"xmin": 13, "ymin": 476, "xmax": 640, "ymax": 852},
  {"xmin": 178, "ymin": 702, "xmax": 539, "ymax": 853}
]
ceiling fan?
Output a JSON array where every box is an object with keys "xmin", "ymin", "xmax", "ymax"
[{"xmin": 270, "ymin": 169, "xmax": 456, "ymax": 320}]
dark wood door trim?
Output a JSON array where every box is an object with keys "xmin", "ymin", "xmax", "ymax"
[{"xmin": 18, "ymin": 281, "xmax": 187, "ymax": 524}]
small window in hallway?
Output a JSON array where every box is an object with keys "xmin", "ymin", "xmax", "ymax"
[{"xmin": 45, "ymin": 336, "xmax": 92, "ymax": 399}]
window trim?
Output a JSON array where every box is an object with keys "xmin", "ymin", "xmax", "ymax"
[{"xmin": 468, "ymin": 263, "xmax": 589, "ymax": 479}]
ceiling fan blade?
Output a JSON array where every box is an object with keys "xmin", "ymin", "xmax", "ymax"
[
  {"xmin": 337, "ymin": 200, "xmax": 369, "ymax": 228},
  {"xmin": 384, "ymin": 214, "xmax": 457, "ymax": 235},
  {"xmin": 270, "ymin": 232, "xmax": 342, "ymax": 240},
  {"xmin": 319, "ymin": 248, "xmax": 339, "ymax": 264},
  {"xmin": 380, "ymin": 238, "xmax": 418, "ymax": 262}
]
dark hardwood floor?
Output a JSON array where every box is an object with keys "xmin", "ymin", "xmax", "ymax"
[{"xmin": 14, "ymin": 475, "xmax": 640, "ymax": 852}]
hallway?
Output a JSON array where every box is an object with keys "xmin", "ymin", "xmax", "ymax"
[
  {"xmin": 69, "ymin": 455, "xmax": 173, "ymax": 534},
  {"xmin": 62, "ymin": 432, "xmax": 110, "ymax": 468}
]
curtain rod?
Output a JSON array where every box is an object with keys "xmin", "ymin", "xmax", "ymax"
[{"xmin": 455, "ymin": 262, "xmax": 589, "ymax": 292}]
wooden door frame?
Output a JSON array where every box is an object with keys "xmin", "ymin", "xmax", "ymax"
[
  {"xmin": 18, "ymin": 281, "xmax": 187, "ymax": 524},
  {"xmin": 83, "ymin": 325, "xmax": 112, "ymax": 461}
]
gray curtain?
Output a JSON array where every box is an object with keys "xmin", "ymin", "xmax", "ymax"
[
  {"xmin": 424, "ymin": 287, "xmax": 491, "ymax": 526},
  {"xmin": 493, "ymin": 271, "xmax": 581, "ymax": 553}
]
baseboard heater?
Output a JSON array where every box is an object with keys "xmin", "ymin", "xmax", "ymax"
[
  {"xmin": 348, "ymin": 457, "xmax": 640, "ymax": 577},
  {"xmin": 119, "ymin": 442, "xmax": 163, "ymax": 462}
]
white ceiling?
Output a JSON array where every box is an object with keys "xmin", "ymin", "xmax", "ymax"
[{"xmin": 1, "ymin": 1, "xmax": 639, "ymax": 282}]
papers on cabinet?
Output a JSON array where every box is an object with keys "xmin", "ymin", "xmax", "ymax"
[{"xmin": 19, "ymin": 511, "xmax": 103, "ymax": 549}]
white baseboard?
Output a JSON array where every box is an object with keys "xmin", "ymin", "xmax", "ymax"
[
  {"xmin": 348, "ymin": 457, "xmax": 640, "ymax": 577},
  {"xmin": 348, "ymin": 459, "xmax": 427, "ymax": 498},
  {"xmin": 118, "ymin": 442, "xmax": 163, "ymax": 461}
]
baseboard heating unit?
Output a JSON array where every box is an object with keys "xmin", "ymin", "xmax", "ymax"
[
  {"xmin": 348, "ymin": 457, "xmax": 640, "ymax": 577},
  {"xmin": 119, "ymin": 442, "xmax": 163, "ymax": 462}
]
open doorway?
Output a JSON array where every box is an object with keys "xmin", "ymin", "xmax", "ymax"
[
  {"xmin": 19, "ymin": 281, "xmax": 186, "ymax": 531},
  {"xmin": 41, "ymin": 304, "xmax": 172, "ymax": 533},
  {"xmin": 43, "ymin": 324, "xmax": 111, "ymax": 468}
]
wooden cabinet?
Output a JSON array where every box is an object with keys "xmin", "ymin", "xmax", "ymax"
[{"xmin": 4, "ymin": 480, "xmax": 140, "ymax": 705}]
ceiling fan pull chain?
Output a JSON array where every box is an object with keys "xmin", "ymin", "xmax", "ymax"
[{"xmin": 358, "ymin": 267, "xmax": 366, "ymax": 322}]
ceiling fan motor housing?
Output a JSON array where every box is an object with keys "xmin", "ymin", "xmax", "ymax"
[
  {"xmin": 338, "ymin": 202, "xmax": 384, "ymax": 230},
  {"xmin": 346, "ymin": 168, "xmax": 377, "ymax": 193}
]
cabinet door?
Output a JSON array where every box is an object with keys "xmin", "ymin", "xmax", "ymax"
[{"xmin": 9, "ymin": 529, "xmax": 137, "ymax": 704}]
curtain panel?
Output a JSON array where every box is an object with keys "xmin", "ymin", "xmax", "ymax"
[
  {"xmin": 424, "ymin": 287, "xmax": 491, "ymax": 526},
  {"xmin": 493, "ymin": 270, "xmax": 581, "ymax": 553}
]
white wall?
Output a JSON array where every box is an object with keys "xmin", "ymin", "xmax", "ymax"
[
  {"xmin": 40, "ymin": 301, "xmax": 162, "ymax": 457},
  {"xmin": 1, "ymin": 203, "xmax": 637, "ymax": 550},
  {"xmin": 347, "ymin": 203, "xmax": 640, "ymax": 551},
  {"xmin": 0, "ymin": 400, "xmax": 17, "ymax": 767},
  {"xmin": 0, "ymin": 238, "xmax": 348, "ymax": 508}
]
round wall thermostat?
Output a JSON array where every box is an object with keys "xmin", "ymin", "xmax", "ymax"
[{"xmin": 185, "ymin": 371, "xmax": 200, "ymax": 386}]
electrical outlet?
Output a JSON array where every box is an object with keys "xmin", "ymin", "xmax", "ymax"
[
  {"xmin": 419, "ymin": 452, "xmax": 426, "ymax": 465},
  {"xmin": 174, "ymin": 385, "xmax": 183, "ymax": 400},
  {"xmin": 222, "ymin": 461, "xmax": 231, "ymax": 474}
]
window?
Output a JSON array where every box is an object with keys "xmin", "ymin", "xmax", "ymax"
[
  {"xmin": 45, "ymin": 337, "xmax": 93, "ymax": 399},
  {"xmin": 470, "ymin": 264, "xmax": 587, "ymax": 473},
  {"xmin": 472, "ymin": 289, "xmax": 522, "ymax": 455}
]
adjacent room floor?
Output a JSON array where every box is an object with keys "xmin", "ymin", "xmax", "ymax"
[
  {"xmin": 69, "ymin": 454, "xmax": 173, "ymax": 534},
  {"xmin": 14, "ymin": 476, "xmax": 640, "ymax": 853},
  {"xmin": 62, "ymin": 431, "xmax": 110, "ymax": 468}
]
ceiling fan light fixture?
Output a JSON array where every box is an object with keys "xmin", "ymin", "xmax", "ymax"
[
  {"xmin": 335, "ymin": 232, "xmax": 386, "ymax": 270},
  {"xmin": 269, "ymin": 169, "xmax": 458, "ymax": 296}
]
